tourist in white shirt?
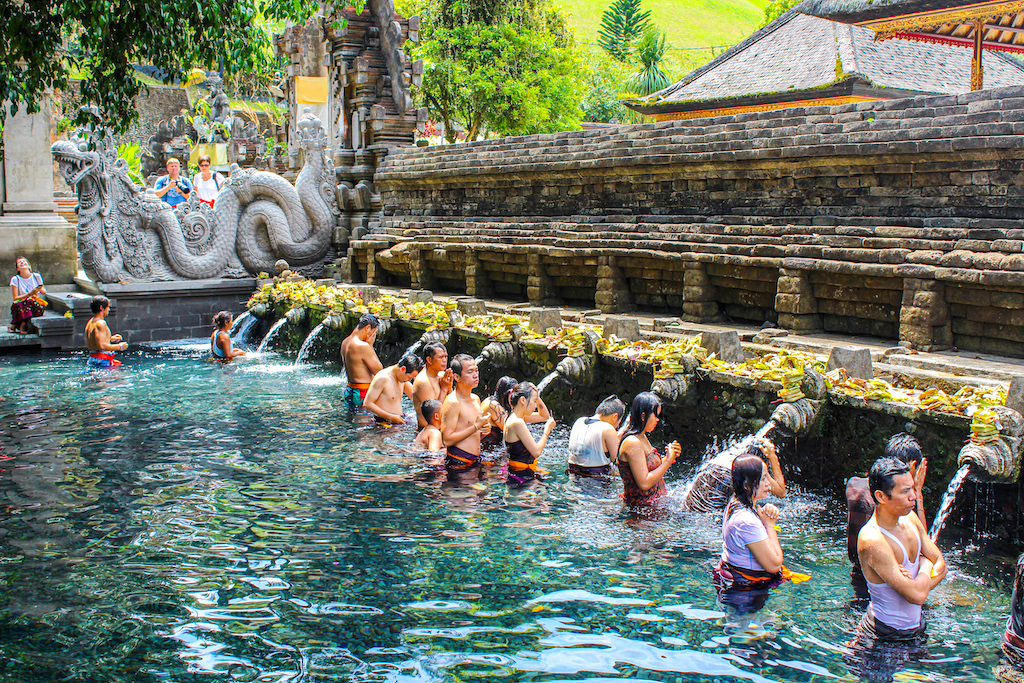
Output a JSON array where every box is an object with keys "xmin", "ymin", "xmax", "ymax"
[{"xmin": 192, "ymin": 155, "xmax": 226, "ymax": 208}]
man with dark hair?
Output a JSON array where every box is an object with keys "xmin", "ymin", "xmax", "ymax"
[
  {"xmin": 848, "ymin": 457, "xmax": 945, "ymax": 680},
  {"xmin": 566, "ymin": 395, "xmax": 626, "ymax": 477},
  {"xmin": 413, "ymin": 341, "xmax": 453, "ymax": 429},
  {"xmin": 85, "ymin": 295, "xmax": 128, "ymax": 368},
  {"xmin": 847, "ymin": 433, "xmax": 928, "ymax": 594},
  {"xmin": 441, "ymin": 354, "xmax": 489, "ymax": 478},
  {"xmin": 363, "ymin": 354, "xmax": 423, "ymax": 425},
  {"xmin": 341, "ymin": 313, "xmax": 383, "ymax": 411}
]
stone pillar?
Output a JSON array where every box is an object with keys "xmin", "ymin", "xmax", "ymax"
[
  {"xmin": 409, "ymin": 245, "xmax": 435, "ymax": 291},
  {"xmin": 527, "ymin": 251, "xmax": 558, "ymax": 305},
  {"xmin": 366, "ymin": 249, "xmax": 384, "ymax": 285},
  {"xmin": 899, "ymin": 277, "xmax": 952, "ymax": 351},
  {"xmin": 682, "ymin": 263, "xmax": 719, "ymax": 322},
  {"xmin": 0, "ymin": 97, "xmax": 76, "ymax": 285},
  {"xmin": 466, "ymin": 248, "xmax": 493, "ymax": 298},
  {"xmin": 595, "ymin": 255, "xmax": 635, "ymax": 313},
  {"xmin": 775, "ymin": 268, "xmax": 821, "ymax": 332}
]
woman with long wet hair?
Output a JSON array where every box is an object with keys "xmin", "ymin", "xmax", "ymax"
[{"xmin": 616, "ymin": 391, "xmax": 680, "ymax": 508}]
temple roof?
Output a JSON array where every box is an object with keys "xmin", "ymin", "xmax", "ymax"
[
  {"xmin": 796, "ymin": 0, "xmax": 973, "ymax": 25},
  {"xmin": 627, "ymin": 10, "xmax": 1024, "ymax": 115}
]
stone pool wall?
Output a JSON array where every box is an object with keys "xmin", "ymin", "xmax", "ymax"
[{"xmin": 350, "ymin": 85, "xmax": 1024, "ymax": 358}]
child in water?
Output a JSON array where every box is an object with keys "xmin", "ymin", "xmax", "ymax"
[
  {"xmin": 415, "ymin": 399, "xmax": 444, "ymax": 451},
  {"xmin": 504, "ymin": 382, "xmax": 556, "ymax": 486}
]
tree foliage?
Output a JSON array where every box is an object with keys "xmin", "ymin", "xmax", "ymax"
[
  {"xmin": 0, "ymin": 0, "xmax": 326, "ymax": 133},
  {"xmin": 415, "ymin": 0, "xmax": 583, "ymax": 142},
  {"xmin": 597, "ymin": 0, "xmax": 651, "ymax": 62},
  {"xmin": 761, "ymin": 0, "xmax": 800, "ymax": 26},
  {"xmin": 624, "ymin": 26, "xmax": 671, "ymax": 97}
]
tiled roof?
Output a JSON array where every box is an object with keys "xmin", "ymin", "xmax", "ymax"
[{"xmin": 639, "ymin": 10, "xmax": 1024, "ymax": 106}]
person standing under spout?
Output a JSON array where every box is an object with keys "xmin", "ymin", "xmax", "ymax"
[
  {"xmin": 341, "ymin": 313, "xmax": 383, "ymax": 411},
  {"xmin": 847, "ymin": 457, "xmax": 946, "ymax": 682},
  {"xmin": 440, "ymin": 354, "xmax": 490, "ymax": 482},
  {"xmin": 683, "ymin": 438, "xmax": 786, "ymax": 513}
]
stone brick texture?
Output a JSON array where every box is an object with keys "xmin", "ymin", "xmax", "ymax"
[{"xmin": 350, "ymin": 86, "xmax": 1024, "ymax": 356}]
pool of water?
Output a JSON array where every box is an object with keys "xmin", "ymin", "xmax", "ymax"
[{"xmin": 0, "ymin": 343, "xmax": 1012, "ymax": 682}]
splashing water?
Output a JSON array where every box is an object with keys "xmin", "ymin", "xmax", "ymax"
[
  {"xmin": 257, "ymin": 318, "xmax": 289, "ymax": 353},
  {"xmin": 402, "ymin": 334, "xmax": 427, "ymax": 359},
  {"xmin": 930, "ymin": 463, "xmax": 972, "ymax": 541},
  {"xmin": 474, "ymin": 354, "xmax": 485, "ymax": 366},
  {"xmin": 295, "ymin": 323, "xmax": 327, "ymax": 365},
  {"xmin": 537, "ymin": 370, "xmax": 560, "ymax": 394},
  {"xmin": 680, "ymin": 420, "xmax": 776, "ymax": 504},
  {"xmin": 229, "ymin": 311, "xmax": 251, "ymax": 337}
]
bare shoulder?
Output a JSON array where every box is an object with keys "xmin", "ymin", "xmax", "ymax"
[{"xmin": 857, "ymin": 523, "xmax": 888, "ymax": 554}]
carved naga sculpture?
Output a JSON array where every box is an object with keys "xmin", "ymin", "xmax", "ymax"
[{"xmin": 52, "ymin": 109, "xmax": 338, "ymax": 283}]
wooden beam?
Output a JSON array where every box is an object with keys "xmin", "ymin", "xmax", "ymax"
[
  {"xmin": 984, "ymin": 23, "xmax": 1024, "ymax": 35},
  {"xmin": 973, "ymin": 20, "xmax": 985, "ymax": 90}
]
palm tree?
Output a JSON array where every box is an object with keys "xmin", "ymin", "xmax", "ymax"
[{"xmin": 624, "ymin": 27, "xmax": 671, "ymax": 97}]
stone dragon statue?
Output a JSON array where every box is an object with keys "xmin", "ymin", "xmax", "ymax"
[{"xmin": 51, "ymin": 109, "xmax": 339, "ymax": 283}]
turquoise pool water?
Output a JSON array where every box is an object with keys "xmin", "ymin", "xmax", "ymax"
[{"xmin": 0, "ymin": 343, "xmax": 1012, "ymax": 682}]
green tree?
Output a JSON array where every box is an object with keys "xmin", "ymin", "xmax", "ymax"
[
  {"xmin": 0, "ymin": 0, "xmax": 329, "ymax": 133},
  {"xmin": 415, "ymin": 0, "xmax": 583, "ymax": 142},
  {"xmin": 597, "ymin": 0, "xmax": 651, "ymax": 62},
  {"xmin": 624, "ymin": 26, "xmax": 671, "ymax": 97},
  {"xmin": 761, "ymin": 0, "xmax": 799, "ymax": 26},
  {"xmin": 580, "ymin": 49, "xmax": 631, "ymax": 123}
]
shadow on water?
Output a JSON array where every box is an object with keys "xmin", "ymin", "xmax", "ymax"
[{"xmin": 0, "ymin": 345, "xmax": 1014, "ymax": 682}]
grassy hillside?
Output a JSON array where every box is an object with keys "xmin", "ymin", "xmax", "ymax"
[{"xmin": 554, "ymin": 0, "xmax": 768, "ymax": 78}]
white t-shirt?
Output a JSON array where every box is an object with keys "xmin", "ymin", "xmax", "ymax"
[
  {"xmin": 568, "ymin": 416, "xmax": 614, "ymax": 467},
  {"xmin": 10, "ymin": 272, "xmax": 42, "ymax": 295},
  {"xmin": 192, "ymin": 172, "xmax": 225, "ymax": 202},
  {"xmin": 721, "ymin": 506, "xmax": 768, "ymax": 570}
]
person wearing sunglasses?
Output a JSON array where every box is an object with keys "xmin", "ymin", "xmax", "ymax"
[
  {"xmin": 617, "ymin": 392, "xmax": 681, "ymax": 508},
  {"xmin": 192, "ymin": 155, "xmax": 226, "ymax": 208}
]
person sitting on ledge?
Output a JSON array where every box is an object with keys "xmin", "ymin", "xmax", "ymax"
[
  {"xmin": 616, "ymin": 392, "xmax": 680, "ymax": 509},
  {"xmin": 154, "ymin": 157, "xmax": 193, "ymax": 207},
  {"xmin": 504, "ymin": 382, "xmax": 556, "ymax": 487},
  {"xmin": 440, "ymin": 354, "xmax": 490, "ymax": 479},
  {"xmin": 683, "ymin": 437, "xmax": 786, "ymax": 514},
  {"xmin": 85, "ymin": 295, "xmax": 127, "ymax": 368},
  {"xmin": 210, "ymin": 311, "xmax": 246, "ymax": 361},
  {"xmin": 847, "ymin": 457, "xmax": 945, "ymax": 681},
  {"xmin": 9, "ymin": 256, "xmax": 46, "ymax": 335},
  {"xmin": 341, "ymin": 313, "xmax": 383, "ymax": 411},
  {"xmin": 566, "ymin": 395, "xmax": 625, "ymax": 478},
  {"xmin": 847, "ymin": 433, "xmax": 928, "ymax": 599},
  {"xmin": 413, "ymin": 341, "xmax": 453, "ymax": 430},
  {"xmin": 414, "ymin": 399, "xmax": 444, "ymax": 451},
  {"xmin": 363, "ymin": 354, "xmax": 422, "ymax": 426}
]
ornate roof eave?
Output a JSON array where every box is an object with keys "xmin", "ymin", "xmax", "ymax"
[
  {"xmin": 883, "ymin": 28, "xmax": 1024, "ymax": 51},
  {"xmin": 859, "ymin": 0, "xmax": 1024, "ymax": 32}
]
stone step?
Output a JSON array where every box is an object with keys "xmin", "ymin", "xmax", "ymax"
[
  {"xmin": 874, "ymin": 361, "xmax": 1007, "ymax": 393},
  {"xmin": 885, "ymin": 351, "xmax": 1024, "ymax": 382}
]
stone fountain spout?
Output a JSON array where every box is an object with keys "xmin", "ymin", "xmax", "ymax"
[
  {"xmin": 957, "ymin": 405, "xmax": 1024, "ymax": 481},
  {"xmin": 479, "ymin": 341, "xmax": 517, "ymax": 367},
  {"xmin": 770, "ymin": 398, "xmax": 825, "ymax": 436},
  {"xmin": 651, "ymin": 353, "xmax": 700, "ymax": 406}
]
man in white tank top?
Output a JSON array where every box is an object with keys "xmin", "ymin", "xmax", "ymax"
[
  {"xmin": 849, "ymin": 457, "xmax": 946, "ymax": 677},
  {"xmin": 566, "ymin": 396, "xmax": 624, "ymax": 477}
]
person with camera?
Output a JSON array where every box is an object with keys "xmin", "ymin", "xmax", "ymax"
[{"xmin": 154, "ymin": 157, "xmax": 194, "ymax": 207}]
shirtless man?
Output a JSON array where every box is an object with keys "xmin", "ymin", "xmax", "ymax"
[
  {"xmin": 852, "ymin": 457, "xmax": 945, "ymax": 674},
  {"xmin": 363, "ymin": 354, "xmax": 423, "ymax": 425},
  {"xmin": 341, "ymin": 313, "xmax": 383, "ymax": 411},
  {"xmin": 85, "ymin": 295, "xmax": 128, "ymax": 368},
  {"xmin": 440, "ymin": 354, "xmax": 489, "ymax": 476},
  {"xmin": 413, "ymin": 341, "xmax": 453, "ymax": 429}
]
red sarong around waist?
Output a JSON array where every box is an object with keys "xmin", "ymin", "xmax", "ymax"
[{"xmin": 89, "ymin": 351, "xmax": 122, "ymax": 367}]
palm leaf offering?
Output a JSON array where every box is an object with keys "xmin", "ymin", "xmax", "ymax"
[
  {"xmin": 970, "ymin": 407, "xmax": 1002, "ymax": 444},
  {"xmin": 246, "ymin": 282, "xmax": 1008, "ymax": 417}
]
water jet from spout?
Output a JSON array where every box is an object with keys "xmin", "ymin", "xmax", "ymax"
[
  {"xmin": 231, "ymin": 311, "xmax": 259, "ymax": 345},
  {"xmin": 537, "ymin": 370, "xmax": 560, "ymax": 395},
  {"xmin": 257, "ymin": 318, "xmax": 289, "ymax": 353},
  {"xmin": 930, "ymin": 463, "xmax": 972, "ymax": 542},
  {"xmin": 295, "ymin": 323, "xmax": 327, "ymax": 365}
]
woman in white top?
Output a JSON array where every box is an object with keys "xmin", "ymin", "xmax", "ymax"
[
  {"xmin": 192, "ymin": 155, "xmax": 226, "ymax": 207},
  {"xmin": 714, "ymin": 453, "xmax": 785, "ymax": 596},
  {"xmin": 9, "ymin": 256, "xmax": 46, "ymax": 334}
]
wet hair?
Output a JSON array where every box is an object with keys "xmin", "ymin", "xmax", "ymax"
[
  {"xmin": 397, "ymin": 354, "xmax": 423, "ymax": 374},
  {"xmin": 421, "ymin": 399, "xmax": 442, "ymax": 425},
  {"xmin": 423, "ymin": 341, "xmax": 447, "ymax": 362},
  {"xmin": 868, "ymin": 457, "xmax": 911, "ymax": 502},
  {"xmin": 730, "ymin": 455, "xmax": 766, "ymax": 510},
  {"xmin": 356, "ymin": 313, "xmax": 380, "ymax": 330},
  {"xmin": 884, "ymin": 433, "xmax": 923, "ymax": 467},
  {"xmin": 491, "ymin": 376, "xmax": 518, "ymax": 412},
  {"xmin": 197, "ymin": 154, "xmax": 212, "ymax": 165},
  {"xmin": 213, "ymin": 311, "xmax": 232, "ymax": 329},
  {"xmin": 620, "ymin": 391, "xmax": 663, "ymax": 441},
  {"xmin": 744, "ymin": 441, "xmax": 770, "ymax": 460},
  {"xmin": 90, "ymin": 295, "xmax": 110, "ymax": 314},
  {"xmin": 509, "ymin": 382, "xmax": 536, "ymax": 410},
  {"xmin": 596, "ymin": 395, "xmax": 626, "ymax": 420},
  {"xmin": 449, "ymin": 353, "xmax": 475, "ymax": 381}
]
